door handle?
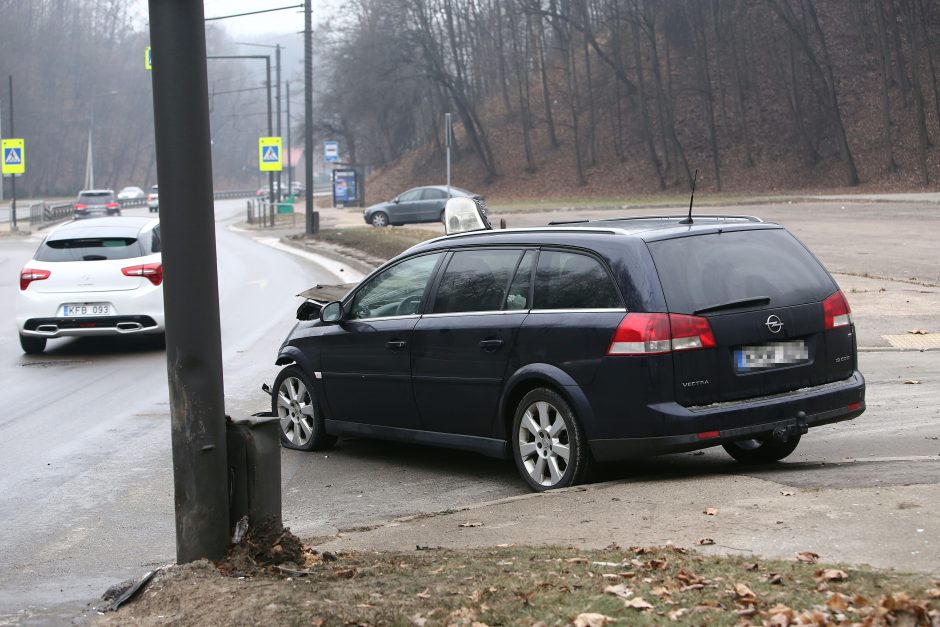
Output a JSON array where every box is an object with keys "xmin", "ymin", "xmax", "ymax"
[
  {"xmin": 478, "ymin": 338, "xmax": 504, "ymax": 350},
  {"xmin": 385, "ymin": 340, "xmax": 407, "ymax": 350}
]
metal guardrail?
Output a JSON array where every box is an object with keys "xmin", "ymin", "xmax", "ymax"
[{"xmin": 28, "ymin": 202, "xmax": 74, "ymax": 227}]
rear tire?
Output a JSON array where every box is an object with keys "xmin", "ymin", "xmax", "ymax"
[
  {"xmin": 19, "ymin": 334, "xmax": 46, "ymax": 355},
  {"xmin": 723, "ymin": 435, "xmax": 801, "ymax": 464},
  {"xmin": 272, "ymin": 366, "xmax": 336, "ymax": 451},
  {"xmin": 511, "ymin": 388, "xmax": 591, "ymax": 492},
  {"xmin": 370, "ymin": 211, "xmax": 389, "ymax": 227}
]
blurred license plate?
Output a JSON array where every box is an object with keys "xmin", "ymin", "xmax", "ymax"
[
  {"xmin": 62, "ymin": 303, "xmax": 110, "ymax": 317},
  {"xmin": 735, "ymin": 339, "xmax": 808, "ymax": 372}
]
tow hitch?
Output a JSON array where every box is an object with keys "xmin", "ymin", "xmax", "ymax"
[{"xmin": 773, "ymin": 411, "xmax": 809, "ymax": 442}]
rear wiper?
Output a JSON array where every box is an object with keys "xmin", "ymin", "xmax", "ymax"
[{"xmin": 693, "ymin": 296, "xmax": 771, "ymax": 315}]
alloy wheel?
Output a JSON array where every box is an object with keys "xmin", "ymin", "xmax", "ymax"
[
  {"xmin": 517, "ymin": 400, "xmax": 570, "ymax": 487},
  {"xmin": 276, "ymin": 376, "xmax": 316, "ymax": 447}
]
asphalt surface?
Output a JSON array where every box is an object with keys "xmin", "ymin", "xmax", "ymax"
[{"xmin": 0, "ymin": 198, "xmax": 937, "ymax": 623}]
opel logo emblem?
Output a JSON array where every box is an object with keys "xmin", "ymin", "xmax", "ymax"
[{"xmin": 765, "ymin": 315, "xmax": 784, "ymax": 334}]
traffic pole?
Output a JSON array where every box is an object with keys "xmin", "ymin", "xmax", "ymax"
[
  {"xmin": 445, "ymin": 112, "xmax": 452, "ymax": 201},
  {"xmin": 286, "ymin": 81, "xmax": 293, "ymax": 196},
  {"xmin": 275, "ymin": 44, "xmax": 282, "ymax": 203},
  {"xmin": 148, "ymin": 0, "xmax": 229, "ymax": 563},
  {"xmin": 8, "ymin": 75, "xmax": 17, "ymax": 231},
  {"xmin": 304, "ymin": 0, "xmax": 317, "ymax": 234}
]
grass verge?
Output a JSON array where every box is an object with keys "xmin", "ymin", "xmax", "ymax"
[
  {"xmin": 100, "ymin": 545, "xmax": 938, "ymax": 626},
  {"xmin": 306, "ymin": 227, "xmax": 440, "ymax": 261}
]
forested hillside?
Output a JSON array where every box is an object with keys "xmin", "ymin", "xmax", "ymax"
[{"xmin": 316, "ymin": 0, "xmax": 940, "ymax": 201}]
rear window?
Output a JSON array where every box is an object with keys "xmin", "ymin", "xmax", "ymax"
[
  {"xmin": 36, "ymin": 237, "xmax": 143, "ymax": 262},
  {"xmin": 534, "ymin": 250, "xmax": 622, "ymax": 310},
  {"xmin": 647, "ymin": 229, "xmax": 837, "ymax": 314},
  {"xmin": 77, "ymin": 192, "xmax": 114, "ymax": 205}
]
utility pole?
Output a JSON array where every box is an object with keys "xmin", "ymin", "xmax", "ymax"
[
  {"xmin": 236, "ymin": 42, "xmax": 282, "ymax": 203},
  {"xmin": 148, "ymin": 0, "xmax": 229, "ymax": 563},
  {"xmin": 445, "ymin": 112, "xmax": 452, "ymax": 199},
  {"xmin": 8, "ymin": 76, "xmax": 16, "ymax": 231},
  {"xmin": 286, "ymin": 81, "xmax": 293, "ymax": 196},
  {"xmin": 304, "ymin": 0, "xmax": 317, "ymax": 234},
  {"xmin": 207, "ymin": 55, "xmax": 273, "ymax": 223}
]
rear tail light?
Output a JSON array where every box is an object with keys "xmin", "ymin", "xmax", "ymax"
[
  {"xmin": 20, "ymin": 268, "xmax": 51, "ymax": 290},
  {"xmin": 607, "ymin": 313, "xmax": 716, "ymax": 356},
  {"xmin": 74, "ymin": 203, "xmax": 87, "ymax": 209},
  {"xmin": 106, "ymin": 202, "xmax": 120, "ymax": 209},
  {"xmin": 823, "ymin": 290, "xmax": 852, "ymax": 329},
  {"xmin": 122, "ymin": 263, "xmax": 163, "ymax": 286}
]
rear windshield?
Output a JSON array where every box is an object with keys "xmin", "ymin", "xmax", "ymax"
[
  {"xmin": 77, "ymin": 192, "xmax": 113, "ymax": 205},
  {"xmin": 36, "ymin": 237, "xmax": 143, "ymax": 262},
  {"xmin": 647, "ymin": 229, "xmax": 836, "ymax": 314}
]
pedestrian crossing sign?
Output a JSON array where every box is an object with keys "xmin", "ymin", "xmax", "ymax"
[
  {"xmin": 258, "ymin": 136, "xmax": 282, "ymax": 172},
  {"xmin": 145, "ymin": 46, "xmax": 152, "ymax": 70},
  {"xmin": 1, "ymin": 138, "xmax": 25, "ymax": 175}
]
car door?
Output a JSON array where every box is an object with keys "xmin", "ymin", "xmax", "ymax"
[
  {"xmin": 411, "ymin": 248, "xmax": 532, "ymax": 438},
  {"xmin": 318, "ymin": 252, "xmax": 444, "ymax": 429},
  {"xmin": 418, "ymin": 188, "xmax": 448, "ymax": 222},
  {"xmin": 392, "ymin": 188, "xmax": 425, "ymax": 223}
]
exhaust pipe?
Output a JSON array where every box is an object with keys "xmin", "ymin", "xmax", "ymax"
[
  {"xmin": 116, "ymin": 322, "xmax": 143, "ymax": 331},
  {"xmin": 36, "ymin": 324, "xmax": 59, "ymax": 333}
]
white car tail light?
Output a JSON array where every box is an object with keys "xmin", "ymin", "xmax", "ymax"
[
  {"xmin": 823, "ymin": 290, "xmax": 852, "ymax": 329},
  {"xmin": 20, "ymin": 268, "xmax": 51, "ymax": 291},
  {"xmin": 122, "ymin": 263, "xmax": 163, "ymax": 286}
]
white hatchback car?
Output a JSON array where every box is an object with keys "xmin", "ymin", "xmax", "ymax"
[{"xmin": 16, "ymin": 217, "xmax": 164, "ymax": 354}]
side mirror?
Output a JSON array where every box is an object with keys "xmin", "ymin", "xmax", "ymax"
[
  {"xmin": 296, "ymin": 300, "xmax": 321, "ymax": 321},
  {"xmin": 320, "ymin": 301, "xmax": 343, "ymax": 323},
  {"xmin": 392, "ymin": 197, "xmax": 400, "ymax": 203},
  {"xmin": 443, "ymin": 197, "xmax": 493, "ymax": 235}
]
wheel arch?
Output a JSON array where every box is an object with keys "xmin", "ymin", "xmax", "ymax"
[{"xmin": 497, "ymin": 364, "xmax": 596, "ymax": 441}]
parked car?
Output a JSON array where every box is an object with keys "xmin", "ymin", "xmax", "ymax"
[
  {"xmin": 147, "ymin": 185, "xmax": 159, "ymax": 213},
  {"xmin": 16, "ymin": 217, "xmax": 164, "ymax": 354},
  {"xmin": 74, "ymin": 189, "xmax": 121, "ymax": 219},
  {"xmin": 117, "ymin": 186, "xmax": 146, "ymax": 200},
  {"xmin": 271, "ymin": 214, "xmax": 865, "ymax": 491},
  {"xmin": 290, "ymin": 181, "xmax": 305, "ymax": 197},
  {"xmin": 363, "ymin": 185, "xmax": 484, "ymax": 227}
]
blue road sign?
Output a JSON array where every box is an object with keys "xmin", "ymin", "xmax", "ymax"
[
  {"xmin": 262, "ymin": 145, "xmax": 280, "ymax": 162},
  {"xmin": 324, "ymin": 141, "xmax": 339, "ymax": 163},
  {"xmin": 4, "ymin": 148, "xmax": 22, "ymax": 164}
]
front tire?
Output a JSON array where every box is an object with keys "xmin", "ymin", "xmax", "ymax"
[
  {"xmin": 723, "ymin": 435, "xmax": 801, "ymax": 464},
  {"xmin": 511, "ymin": 388, "xmax": 591, "ymax": 491},
  {"xmin": 370, "ymin": 211, "xmax": 389, "ymax": 227},
  {"xmin": 272, "ymin": 366, "xmax": 336, "ymax": 451},
  {"xmin": 20, "ymin": 334, "xmax": 46, "ymax": 355}
]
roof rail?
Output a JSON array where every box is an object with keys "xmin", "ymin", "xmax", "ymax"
[
  {"xmin": 595, "ymin": 214, "xmax": 763, "ymax": 223},
  {"xmin": 418, "ymin": 225, "xmax": 629, "ymax": 247}
]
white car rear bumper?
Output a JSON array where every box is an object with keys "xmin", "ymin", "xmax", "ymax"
[{"xmin": 16, "ymin": 286, "xmax": 165, "ymax": 337}]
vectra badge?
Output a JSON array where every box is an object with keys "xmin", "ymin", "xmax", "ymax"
[{"xmin": 765, "ymin": 315, "xmax": 784, "ymax": 334}]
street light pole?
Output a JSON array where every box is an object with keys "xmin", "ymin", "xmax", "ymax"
[
  {"xmin": 148, "ymin": 0, "xmax": 229, "ymax": 563},
  {"xmin": 286, "ymin": 81, "xmax": 293, "ymax": 196},
  {"xmin": 304, "ymin": 0, "xmax": 316, "ymax": 234},
  {"xmin": 236, "ymin": 42, "xmax": 282, "ymax": 203},
  {"xmin": 207, "ymin": 54, "xmax": 273, "ymax": 223},
  {"xmin": 8, "ymin": 75, "xmax": 16, "ymax": 231}
]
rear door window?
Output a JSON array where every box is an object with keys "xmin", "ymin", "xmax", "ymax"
[
  {"xmin": 432, "ymin": 249, "xmax": 522, "ymax": 313},
  {"xmin": 647, "ymin": 229, "xmax": 837, "ymax": 314},
  {"xmin": 533, "ymin": 250, "xmax": 622, "ymax": 310},
  {"xmin": 421, "ymin": 189, "xmax": 448, "ymax": 201},
  {"xmin": 36, "ymin": 237, "xmax": 143, "ymax": 262}
]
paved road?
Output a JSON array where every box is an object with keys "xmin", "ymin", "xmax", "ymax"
[{"xmin": 0, "ymin": 199, "xmax": 937, "ymax": 622}]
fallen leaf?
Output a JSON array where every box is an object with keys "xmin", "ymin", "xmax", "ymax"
[
  {"xmin": 734, "ymin": 583, "xmax": 756, "ymax": 598},
  {"xmin": 646, "ymin": 558, "xmax": 668, "ymax": 570},
  {"xmin": 697, "ymin": 537, "xmax": 715, "ymax": 545},
  {"xmin": 908, "ymin": 329, "xmax": 929, "ymax": 334},
  {"xmin": 601, "ymin": 573, "xmax": 620, "ymax": 581},
  {"xmin": 780, "ymin": 490, "xmax": 795, "ymax": 496},
  {"xmin": 766, "ymin": 603, "xmax": 794, "ymax": 627},
  {"xmin": 409, "ymin": 615, "xmax": 427, "ymax": 627},
  {"xmin": 704, "ymin": 507, "xmax": 719, "ymax": 516},
  {"xmin": 765, "ymin": 572, "xmax": 783, "ymax": 585},
  {"xmin": 416, "ymin": 588, "xmax": 431, "ymax": 599},
  {"xmin": 826, "ymin": 592, "xmax": 848, "ymax": 612},
  {"xmin": 573, "ymin": 612, "xmax": 614, "ymax": 627},
  {"xmin": 603, "ymin": 583, "xmax": 633, "ymax": 599},
  {"xmin": 667, "ymin": 608, "xmax": 688, "ymax": 620},
  {"xmin": 735, "ymin": 607, "xmax": 758, "ymax": 617},
  {"xmin": 675, "ymin": 570, "xmax": 706, "ymax": 585},
  {"xmin": 814, "ymin": 568, "xmax": 848, "ymax": 582},
  {"xmin": 796, "ymin": 551, "xmax": 820, "ymax": 564},
  {"xmin": 927, "ymin": 588, "xmax": 940, "ymax": 599},
  {"xmin": 743, "ymin": 562, "xmax": 759, "ymax": 571},
  {"xmin": 650, "ymin": 586, "xmax": 671, "ymax": 597},
  {"xmin": 495, "ymin": 543, "xmax": 513, "ymax": 548},
  {"xmin": 566, "ymin": 557, "xmax": 589, "ymax": 564},
  {"xmin": 458, "ymin": 522, "xmax": 483, "ymax": 528},
  {"xmin": 904, "ymin": 379, "xmax": 921, "ymax": 384},
  {"xmin": 631, "ymin": 546, "xmax": 653, "ymax": 555},
  {"xmin": 625, "ymin": 597, "xmax": 654, "ymax": 610}
]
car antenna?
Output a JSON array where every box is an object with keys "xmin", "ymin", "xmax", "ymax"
[{"xmin": 679, "ymin": 168, "xmax": 698, "ymax": 225}]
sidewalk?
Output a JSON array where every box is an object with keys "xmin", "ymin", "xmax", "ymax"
[{"xmin": 317, "ymin": 471, "xmax": 940, "ymax": 574}]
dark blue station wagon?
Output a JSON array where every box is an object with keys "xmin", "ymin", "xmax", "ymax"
[{"xmin": 273, "ymin": 216, "xmax": 865, "ymax": 491}]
